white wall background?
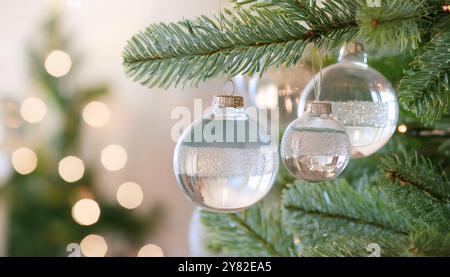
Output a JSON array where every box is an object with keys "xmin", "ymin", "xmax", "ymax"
[{"xmin": 0, "ymin": 0, "xmax": 233, "ymax": 256}]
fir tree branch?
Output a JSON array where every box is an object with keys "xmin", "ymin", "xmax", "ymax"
[
  {"xmin": 122, "ymin": 1, "xmax": 360, "ymax": 88},
  {"xmin": 281, "ymin": 180, "xmax": 410, "ymax": 250},
  {"xmin": 358, "ymin": 0, "xmax": 429, "ymax": 50},
  {"xmin": 301, "ymin": 229, "xmax": 450, "ymax": 257},
  {"xmin": 232, "ymin": 0, "xmax": 307, "ymax": 12},
  {"xmin": 380, "ymin": 152, "xmax": 450, "ymax": 204},
  {"xmin": 399, "ymin": 30, "xmax": 450, "ymax": 125},
  {"xmin": 380, "ymin": 152, "xmax": 450, "ymax": 231},
  {"xmin": 122, "ymin": 0, "xmax": 450, "ymax": 131},
  {"xmin": 283, "ymin": 205, "xmax": 408, "ymax": 236},
  {"xmin": 226, "ymin": 214, "xmax": 282, "ymax": 256},
  {"xmin": 201, "ymin": 193, "xmax": 294, "ymax": 257},
  {"xmin": 408, "ymin": 228, "xmax": 450, "ymax": 256},
  {"xmin": 300, "ymin": 236, "xmax": 409, "ymax": 257}
]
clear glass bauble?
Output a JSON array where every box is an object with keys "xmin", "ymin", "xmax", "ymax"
[
  {"xmin": 173, "ymin": 103, "xmax": 279, "ymax": 213},
  {"xmin": 298, "ymin": 43, "xmax": 399, "ymax": 158},
  {"xmin": 281, "ymin": 102, "xmax": 351, "ymax": 182},
  {"xmin": 234, "ymin": 64, "xmax": 312, "ymax": 129}
]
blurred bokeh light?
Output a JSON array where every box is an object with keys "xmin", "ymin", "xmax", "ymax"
[
  {"xmin": 82, "ymin": 101, "xmax": 110, "ymax": 127},
  {"xmin": 20, "ymin": 97, "xmax": 47, "ymax": 124},
  {"xmin": 44, "ymin": 50, "xmax": 72, "ymax": 78},
  {"xmin": 101, "ymin": 144, "xmax": 127, "ymax": 171},
  {"xmin": 72, "ymin": 199, "xmax": 101, "ymax": 226},
  {"xmin": 80, "ymin": 234, "xmax": 108, "ymax": 257},
  {"xmin": 58, "ymin": 156, "xmax": 85, "ymax": 182},
  {"xmin": 137, "ymin": 244, "xmax": 164, "ymax": 257},
  {"xmin": 11, "ymin": 148, "xmax": 38, "ymax": 175},
  {"xmin": 116, "ymin": 182, "xmax": 144, "ymax": 209}
]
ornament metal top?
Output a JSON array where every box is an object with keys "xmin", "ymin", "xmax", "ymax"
[
  {"xmin": 304, "ymin": 101, "xmax": 332, "ymax": 115},
  {"xmin": 212, "ymin": 95, "xmax": 244, "ymax": 109},
  {"xmin": 298, "ymin": 42, "xmax": 399, "ymax": 158}
]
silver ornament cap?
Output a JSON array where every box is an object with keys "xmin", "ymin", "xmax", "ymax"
[
  {"xmin": 339, "ymin": 42, "xmax": 367, "ymax": 63},
  {"xmin": 304, "ymin": 101, "xmax": 332, "ymax": 115},
  {"xmin": 343, "ymin": 42, "xmax": 364, "ymax": 55},
  {"xmin": 212, "ymin": 95, "xmax": 244, "ymax": 109}
]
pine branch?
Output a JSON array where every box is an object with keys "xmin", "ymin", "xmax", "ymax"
[
  {"xmin": 231, "ymin": 0, "xmax": 307, "ymax": 13},
  {"xmin": 381, "ymin": 152, "xmax": 450, "ymax": 203},
  {"xmin": 380, "ymin": 152, "xmax": 450, "ymax": 231},
  {"xmin": 358, "ymin": 0, "xmax": 429, "ymax": 50},
  {"xmin": 303, "ymin": 229, "xmax": 450, "ymax": 257},
  {"xmin": 300, "ymin": 236, "xmax": 409, "ymax": 257},
  {"xmin": 201, "ymin": 192, "xmax": 294, "ymax": 257},
  {"xmin": 281, "ymin": 180, "xmax": 410, "ymax": 251},
  {"xmin": 409, "ymin": 228, "xmax": 450, "ymax": 256},
  {"xmin": 122, "ymin": 1, "xmax": 360, "ymax": 88},
  {"xmin": 399, "ymin": 30, "xmax": 450, "ymax": 125},
  {"xmin": 240, "ymin": 0, "xmax": 432, "ymax": 50}
]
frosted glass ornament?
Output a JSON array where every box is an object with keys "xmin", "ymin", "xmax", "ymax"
[
  {"xmin": 282, "ymin": 101, "xmax": 351, "ymax": 182},
  {"xmin": 173, "ymin": 95, "xmax": 279, "ymax": 213},
  {"xmin": 234, "ymin": 64, "xmax": 312, "ymax": 129},
  {"xmin": 298, "ymin": 42, "xmax": 399, "ymax": 158}
]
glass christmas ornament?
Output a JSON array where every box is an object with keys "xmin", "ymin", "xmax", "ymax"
[
  {"xmin": 298, "ymin": 42, "xmax": 399, "ymax": 158},
  {"xmin": 173, "ymin": 95, "xmax": 279, "ymax": 213},
  {"xmin": 281, "ymin": 101, "xmax": 351, "ymax": 182},
  {"xmin": 234, "ymin": 63, "xmax": 312, "ymax": 129}
]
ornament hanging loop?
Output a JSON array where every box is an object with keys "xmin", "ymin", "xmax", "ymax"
[
  {"xmin": 223, "ymin": 77, "xmax": 236, "ymax": 96},
  {"xmin": 311, "ymin": 46, "xmax": 325, "ymax": 102}
]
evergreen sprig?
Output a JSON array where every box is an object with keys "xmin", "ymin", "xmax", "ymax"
[
  {"xmin": 122, "ymin": 0, "xmax": 449, "ymax": 125},
  {"xmin": 358, "ymin": 0, "xmax": 428, "ymax": 50},
  {"xmin": 399, "ymin": 30, "xmax": 450, "ymax": 125},
  {"xmin": 201, "ymin": 192, "xmax": 294, "ymax": 257},
  {"xmin": 122, "ymin": 0, "xmax": 360, "ymax": 88},
  {"xmin": 300, "ymin": 236, "xmax": 408, "ymax": 257},
  {"xmin": 300, "ymin": 227, "xmax": 450, "ymax": 257},
  {"xmin": 380, "ymin": 153, "xmax": 450, "ymax": 230},
  {"xmin": 409, "ymin": 228, "xmax": 450, "ymax": 256},
  {"xmin": 281, "ymin": 180, "xmax": 410, "ymax": 250}
]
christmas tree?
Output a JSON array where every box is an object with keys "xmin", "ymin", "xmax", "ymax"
[{"xmin": 122, "ymin": 0, "xmax": 450, "ymax": 256}]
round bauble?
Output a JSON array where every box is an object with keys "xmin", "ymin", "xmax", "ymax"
[
  {"xmin": 282, "ymin": 101, "xmax": 351, "ymax": 182},
  {"xmin": 298, "ymin": 42, "xmax": 398, "ymax": 158},
  {"xmin": 174, "ymin": 95, "xmax": 279, "ymax": 213}
]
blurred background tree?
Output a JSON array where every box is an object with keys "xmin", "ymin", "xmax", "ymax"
[{"xmin": 0, "ymin": 13, "xmax": 161, "ymax": 257}]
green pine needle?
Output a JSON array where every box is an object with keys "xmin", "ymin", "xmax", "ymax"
[
  {"xmin": 399, "ymin": 30, "xmax": 450, "ymax": 125},
  {"xmin": 301, "ymin": 236, "xmax": 409, "ymax": 257},
  {"xmin": 409, "ymin": 228, "xmax": 450, "ymax": 256},
  {"xmin": 281, "ymin": 179, "xmax": 410, "ymax": 252},
  {"xmin": 122, "ymin": 1, "xmax": 359, "ymax": 88},
  {"xmin": 358, "ymin": 0, "xmax": 427, "ymax": 50},
  {"xmin": 201, "ymin": 190, "xmax": 294, "ymax": 257},
  {"xmin": 122, "ymin": 0, "xmax": 448, "ymax": 127},
  {"xmin": 380, "ymin": 152, "xmax": 450, "ymax": 231}
]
